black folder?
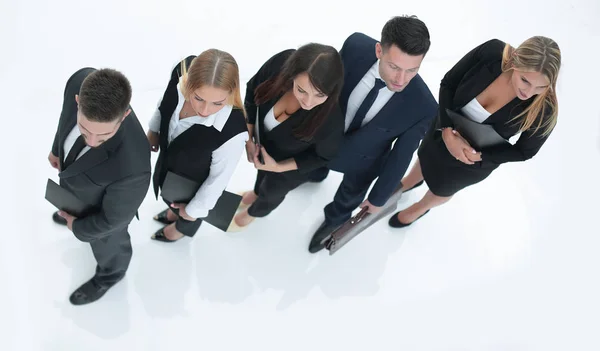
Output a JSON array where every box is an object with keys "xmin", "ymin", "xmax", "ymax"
[
  {"xmin": 254, "ymin": 105, "xmax": 264, "ymax": 164},
  {"xmin": 160, "ymin": 171, "xmax": 200, "ymax": 204},
  {"xmin": 160, "ymin": 171, "xmax": 242, "ymax": 232},
  {"xmin": 446, "ymin": 108, "xmax": 509, "ymax": 149},
  {"xmin": 45, "ymin": 178, "xmax": 91, "ymax": 217}
]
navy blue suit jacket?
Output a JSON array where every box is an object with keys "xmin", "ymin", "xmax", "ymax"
[{"xmin": 327, "ymin": 32, "xmax": 438, "ymax": 207}]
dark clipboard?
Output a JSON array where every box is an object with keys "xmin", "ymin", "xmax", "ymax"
[
  {"xmin": 445, "ymin": 108, "xmax": 510, "ymax": 149},
  {"xmin": 254, "ymin": 105, "xmax": 265, "ymax": 164},
  {"xmin": 160, "ymin": 171, "xmax": 242, "ymax": 232},
  {"xmin": 44, "ymin": 178, "xmax": 91, "ymax": 217},
  {"xmin": 160, "ymin": 171, "xmax": 200, "ymax": 204}
]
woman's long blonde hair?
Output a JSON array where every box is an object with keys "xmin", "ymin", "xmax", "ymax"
[
  {"xmin": 180, "ymin": 49, "xmax": 246, "ymax": 117},
  {"xmin": 502, "ymin": 36, "xmax": 561, "ymax": 136}
]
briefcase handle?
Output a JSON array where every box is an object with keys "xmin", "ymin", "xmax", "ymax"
[
  {"xmin": 324, "ymin": 207, "xmax": 370, "ymax": 252},
  {"xmin": 350, "ymin": 207, "xmax": 369, "ymax": 224}
]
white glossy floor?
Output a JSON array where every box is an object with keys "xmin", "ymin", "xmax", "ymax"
[{"xmin": 1, "ymin": 0, "xmax": 599, "ymax": 350}]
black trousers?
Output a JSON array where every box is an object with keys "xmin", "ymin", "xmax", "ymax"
[
  {"xmin": 90, "ymin": 229, "xmax": 132, "ymax": 287},
  {"xmin": 322, "ymin": 168, "xmax": 379, "ymax": 227},
  {"xmin": 247, "ymin": 170, "xmax": 309, "ymax": 217},
  {"xmin": 162, "ymin": 199, "xmax": 203, "ymax": 237}
]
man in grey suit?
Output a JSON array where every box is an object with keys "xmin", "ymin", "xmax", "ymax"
[{"xmin": 48, "ymin": 67, "xmax": 151, "ymax": 305}]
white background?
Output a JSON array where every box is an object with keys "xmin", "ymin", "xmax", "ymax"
[{"xmin": 1, "ymin": 0, "xmax": 599, "ymax": 350}]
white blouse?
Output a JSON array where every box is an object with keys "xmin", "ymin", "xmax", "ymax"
[
  {"xmin": 460, "ymin": 98, "xmax": 491, "ymax": 123},
  {"xmin": 263, "ymin": 106, "xmax": 281, "ymax": 132}
]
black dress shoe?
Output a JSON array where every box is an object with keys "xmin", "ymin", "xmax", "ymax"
[
  {"xmin": 153, "ymin": 209, "xmax": 175, "ymax": 225},
  {"xmin": 69, "ymin": 277, "xmax": 111, "ymax": 305},
  {"xmin": 308, "ymin": 168, "xmax": 329, "ymax": 183},
  {"xmin": 309, "ymin": 175, "xmax": 327, "ymax": 183},
  {"xmin": 308, "ymin": 221, "xmax": 341, "ymax": 253},
  {"xmin": 402, "ymin": 180, "xmax": 424, "ymax": 193},
  {"xmin": 388, "ymin": 210, "xmax": 430, "ymax": 228},
  {"xmin": 52, "ymin": 211, "xmax": 67, "ymax": 226}
]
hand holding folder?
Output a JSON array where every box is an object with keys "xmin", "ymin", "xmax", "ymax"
[
  {"xmin": 44, "ymin": 179, "xmax": 92, "ymax": 217},
  {"xmin": 160, "ymin": 171, "xmax": 242, "ymax": 232},
  {"xmin": 445, "ymin": 108, "xmax": 509, "ymax": 150},
  {"xmin": 254, "ymin": 105, "xmax": 265, "ymax": 165}
]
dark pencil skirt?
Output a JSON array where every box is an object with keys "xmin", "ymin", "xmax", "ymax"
[{"xmin": 418, "ymin": 118, "xmax": 499, "ymax": 197}]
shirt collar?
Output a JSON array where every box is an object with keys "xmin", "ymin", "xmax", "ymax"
[
  {"xmin": 177, "ymin": 83, "xmax": 232, "ymax": 132},
  {"xmin": 371, "ymin": 59, "xmax": 393, "ymax": 93}
]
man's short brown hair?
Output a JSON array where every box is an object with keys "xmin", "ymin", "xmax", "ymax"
[{"xmin": 79, "ymin": 68, "xmax": 132, "ymax": 122}]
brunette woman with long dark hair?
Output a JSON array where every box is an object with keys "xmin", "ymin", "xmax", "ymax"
[{"xmin": 231, "ymin": 43, "xmax": 345, "ymax": 230}]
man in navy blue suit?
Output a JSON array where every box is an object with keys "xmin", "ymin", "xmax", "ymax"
[{"xmin": 308, "ymin": 15, "xmax": 438, "ymax": 253}]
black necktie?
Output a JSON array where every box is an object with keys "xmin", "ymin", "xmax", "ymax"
[
  {"xmin": 64, "ymin": 135, "xmax": 86, "ymax": 169},
  {"xmin": 347, "ymin": 78, "xmax": 386, "ymax": 133}
]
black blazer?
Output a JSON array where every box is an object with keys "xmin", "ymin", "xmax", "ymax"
[
  {"xmin": 244, "ymin": 49, "xmax": 345, "ymax": 175},
  {"xmin": 51, "ymin": 68, "xmax": 152, "ymax": 242},
  {"xmin": 327, "ymin": 32, "xmax": 438, "ymax": 206},
  {"xmin": 437, "ymin": 39, "xmax": 555, "ymax": 165}
]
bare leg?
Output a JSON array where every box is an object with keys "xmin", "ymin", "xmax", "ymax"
[
  {"xmin": 165, "ymin": 209, "xmax": 178, "ymax": 221},
  {"xmin": 396, "ymin": 190, "xmax": 452, "ymax": 224},
  {"xmin": 241, "ymin": 191, "xmax": 258, "ymax": 206},
  {"xmin": 162, "ymin": 222, "xmax": 184, "ymax": 240},
  {"xmin": 233, "ymin": 208, "xmax": 255, "ymax": 227},
  {"xmin": 400, "ymin": 159, "xmax": 424, "ymax": 191}
]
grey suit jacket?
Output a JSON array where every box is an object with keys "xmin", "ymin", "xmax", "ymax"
[{"xmin": 51, "ymin": 68, "xmax": 151, "ymax": 242}]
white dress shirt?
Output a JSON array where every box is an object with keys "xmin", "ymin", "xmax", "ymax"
[
  {"xmin": 63, "ymin": 125, "xmax": 91, "ymax": 162},
  {"xmin": 149, "ymin": 83, "xmax": 248, "ymax": 219},
  {"xmin": 344, "ymin": 60, "xmax": 395, "ymax": 132}
]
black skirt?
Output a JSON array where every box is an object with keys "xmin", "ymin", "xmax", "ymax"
[{"xmin": 418, "ymin": 118, "xmax": 499, "ymax": 197}]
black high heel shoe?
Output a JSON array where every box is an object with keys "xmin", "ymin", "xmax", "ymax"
[
  {"xmin": 388, "ymin": 209, "xmax": 430, "ymax": 228},
  {"xmin": 153, "ymin": 209, "xmax": 175, "ymax": 225},
  {"xmin": 151, "ymin": 227, "xmax": 184, "ymax": 242}
]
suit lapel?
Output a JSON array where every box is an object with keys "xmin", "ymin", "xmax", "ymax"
[
  {"xmin": 267, "ymin": 106, "xmax": 309, "ymax": 139},
  {"xmin": 477, "ymin": 67, "xmax": 499, "ymax": 125},
  {"xmin": 460, "ymin": 60, "xmax": 521, "ymax": 125},
  {"xmin": 368, "ymin": 89, "xmax": 404, "ymax": 127},
  {"xmin": 58, "ymin": 105, "xmax": 78, "ymax": 171},
  {"xmin": 58, "ymin": 147, "xmax": 109, "ymax": 179},
  {"xmin": 58, "ymin": 113, "xmax": 128, "ymax": 179},
  {"xmin": 340, "ymin": 36, "xmax": 378, "ymax": 115},
  {"xmin": 484, "ymin": 98, "xmax": 526, "ymax": 126},
  {"xmin": 341, "ymin": 64, "xmax": 367, "ymax": 114},
  {"xmin": 257, "ymin": 94, "xmax": 306, "ymax": 140}
]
